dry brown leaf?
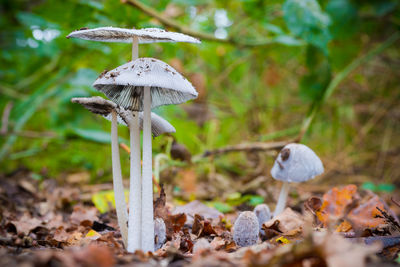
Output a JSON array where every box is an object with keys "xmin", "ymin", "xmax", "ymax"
[
  {"xmin": 73, "ymin": 244, "xmax": 115, "ymax": 267},
  {"xmin": 316, "ymin": 184, "xmax": 359, "ymax": 225},
  {"xmin": 263, "ymin": 208, "xmax": 304, "ymax": 234},
  {"xmin": 173, "ymin": 200, "xmax": 222, "ymax": 225},
  {"xmin": 314, "ymin": 231, "xmax": 382, "ymax": 267},
  {"xmin": 347, "ymin": 196, "xmax": 387, "ymax": 229},
  {"xmin": 70, "ymin": 205, "xmax": 98, "ymax": 226},
  {"xmin": 11, "ymin": 213, "xmax": 42, "ymax": 235}
]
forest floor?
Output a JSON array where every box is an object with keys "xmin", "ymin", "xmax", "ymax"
[{"xmin": 0, "ymin": 168, "xmax": 399, "ymax": 267}]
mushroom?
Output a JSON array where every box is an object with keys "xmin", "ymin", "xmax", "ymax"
[
  {"xmin": 70, "ymin": 96, "xmax": 175, "ymax": 247},
  {"xmin": 270, "ymin": 143, "xmax": 324, "ymax": 217},
  {"xmin": 67, "ymin": 26, "xmax": 199, "ymax": 252},
  {"xmin": 253, "ymin": 204, "xmax": 271, "ymax": 234},
  {"xmin": 70, "ymin": 96, "xmax": 126, "ymax": 246},
  {"xmin": 154, "ymin": 217, "xmax": 166, "ymax": 250},
  {"xmin": 93, "ymin": 58, "xmax": 197, "ymax": 252},
  {"xmin": 233, "ymin": 211, "xmax": 259, "ymax": 247},
  {"xmin": 66, "ymin": 27, "xmax": 200, "ymax": 44}
]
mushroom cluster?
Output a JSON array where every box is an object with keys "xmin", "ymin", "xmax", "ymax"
[
  {"xmin": 232, "ymin": 143, "xmax": 323, "ymax": 247},
  {"xmin": 68, "ymin": 27, "xmax": 200, "ymax": 252}
]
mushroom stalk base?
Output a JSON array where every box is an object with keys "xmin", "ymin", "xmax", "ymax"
[
  {"xmin": 141, "ymin": 86, "xmax": 155, "ymax": 252},
  {"xmin": 111, "ymin": 110, "xmax": 128, "ymax": 247},
  {"xmin": 127, "ymin": 112, "xmax": 142, "ymax": 252},
  {"xmin": 274, "ymin": 182, "xmax": 290, "ymax": 217}
]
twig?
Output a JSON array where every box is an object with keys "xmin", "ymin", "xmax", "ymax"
[
  {"xmin": 202, "ymin": 140, "xmax": 289, "ymax": 157},
  {"xmin": 1, "ymin": 102, "xmax": 13, "ymax": 135},
  {"xmin": 392, "ymin": 197, "xmax": 400, "ymax": 208},
  {"xmin": 297, "ymin": 31, "xmax": 400, "ymax": 141},
  {"xmin": 120, "ymin": 143, "xmax": 130, "ymax": 153},
  {"xmin": 121, "ymin": 0, "xmax": 278, "ymax": 47},
  {"xmin": 0, "ymin": 130, "xmax": 57, "ymax": 138}
]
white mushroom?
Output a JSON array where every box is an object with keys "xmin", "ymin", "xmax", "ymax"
[
  {"xmin": 66, "ymin": 27, "xmax": 200, "ymax": 44},
  {"xmin": 253, "ymin": 204, "xmax": 271, "ymax": 234},
  {"xmin": 71, "ymin": 96, "xmax": 175, "ymax": 248},
  {"xmin": 93, "ymin": 58, "xmax": 197, "ymax": 252},
  {"xmin": 70, "ymin": 96, "xmax": 127, "ymax": 247},
  {"xmin": 271, "ymin": 143, "xmax": 324, "ymax": 217},
  {"xmin": 68, "ymin": 26, "xmax": 199, "ymax": 252},
  {"xmin": 154, "ymin": 217, "xmax": 166, "ymax": 250},
  {"xmin": 233, "ymin": 211, "xmax": 259, "ymax": 247}
]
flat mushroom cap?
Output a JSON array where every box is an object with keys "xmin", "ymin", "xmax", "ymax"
[
  {"xmin": 270, "ymin": 143, "xmax": 324, "ymax": 183},
  {"xmin": 71, "ymin": 96, "xmax": 175, "ymax": 137},
  {"xmin": 66, "ymin": 27, "xmax": 200, "ymax": 44},
  {"xmin": 93, "ymin": 58, "xmax": 198, "ymax": 111}
]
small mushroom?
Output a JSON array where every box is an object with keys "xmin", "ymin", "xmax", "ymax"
[
  {"xmin": 154, "ymin": 218, "xmax": 166, "ymax": 250},
  {"xmin": 253, "ymin": 204, "xmax": 271, "ymax": 234},
  {"xmin": 271, "ymin": 143, "xmax": 324, "ymax": 217},
  {"xmin": 233, "ymin": 211, "xmax": 259, "ymax": 247}
]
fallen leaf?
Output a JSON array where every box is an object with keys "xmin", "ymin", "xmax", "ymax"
[
  {"xmin": 173, "ymin": 200, "xmax": 222, "ymax": 225},
  {"xmin": 11, "ymin": 213, "xmax": 42, "ymax": 235},
  {"xmin": 263, "ymin": 208, "xmax": 304, "ymax": 234},
  {"xmin": 70, "ymin": 205, "xmax": 98, "ymax": 225},
  {"xmin": 316, "ymin": 184, "xmax": 359, "ymax": 226},
  {"xmin": 347, "ymin": 196, "xmax": 387, "ymax": 229}
]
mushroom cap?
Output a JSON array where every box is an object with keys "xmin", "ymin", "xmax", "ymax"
[
  {"xmin": 270, "ymin": 143, "xmax": 324, "ymax": 183},
  {"xmin": 93, "ymin": 58, "xmax": 198, "ymax": 111},
  {"xmin": 66, "ymin": 27, "xmax": 200, "ymax": 44},
  {"xmin": 233, "ymin": 211, "xmax": 259, "ymax": 247},
  {"xmin": 71, "ymin": 96, "xmax": 175, "ymax": 137},
  {"xmin": 253, "ymin": 204, "xmax": 271, "ymax": 231}
]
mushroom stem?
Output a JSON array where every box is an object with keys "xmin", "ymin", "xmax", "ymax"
[
  {"xmin": 141, "ymin": 86, "xmax": 154, "ymax": 252},
  {"xmin": 127, "ymin": 36, "xmax": 142, "ymax": 252},
  {"xmin": 274, "ymin": 182, "xmax": 290, "ymax": 217},
  {"xmin": 132, "ymin": 36, "xmax": 138, "ymax": 60},
  {"xmin": 111, "ymin": 110, "xmax": 128, "ymax": 247},
  {"xmin": 127, "ymin": 112, "xmax": 142, "ymax": 252}
]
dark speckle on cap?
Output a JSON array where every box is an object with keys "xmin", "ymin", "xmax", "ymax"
[{"xmin": 281, "ymin": 148, "xmax": 290, "ymax": 161}]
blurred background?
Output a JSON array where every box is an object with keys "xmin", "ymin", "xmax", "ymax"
[{"xmin": 1, "ymin": 0, "xmax": 399, "ymax": 211}]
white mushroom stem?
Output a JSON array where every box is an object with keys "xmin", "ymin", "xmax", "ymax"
[
  {"xmin": 111, "ymin": 110, "xmax": 128, "ymax": 247},
  {"xmin": 273, "ymin": 182, "xmax": 290, "ymax": 217},
  {"xmin": 141, "ymin": 86, "xmax": 154, "ymax": 252},
  {"xmin": 127, "ymin": 36, "xmax": 142, "ymax": 252}
]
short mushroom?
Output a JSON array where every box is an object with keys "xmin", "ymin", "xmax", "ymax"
[
  {"xmin": 253, "ymin": 204, "xmax": 271, "ymax": 234},
  {"xmin": 270, "ymin": 143, "xmax": 324, "ymax": 217},
  {"xmin": 233, "ymin": 211, "xmax": 259, "ymax": 247},
  {"xmin": 71, "ymin": 96, "xmax": 175, "ymax": 247},
  {"xmin": 154, "ymin": 217, "xmax": 166, "ymax": 250},
  {"xmin": 93, "ymin": 58, "xmax": 197, "ymax": 252}
]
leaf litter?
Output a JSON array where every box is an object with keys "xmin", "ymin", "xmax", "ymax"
[{"xmin": 0, "ymin": 170, "xmax": 399, "ymax": 266}]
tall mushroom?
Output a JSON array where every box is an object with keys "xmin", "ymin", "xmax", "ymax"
[
  {"xmin": 270, "ymin": 143, "xmax": 324, "ymax": 217},
  {"xmin": 67, "ymin": 26, "xmax": 199, "ymax": 252},
  {"xmin": 93, "ymin": 58, "xmax": 197, "ymax": 252},
  {"xmin": 71, "ymin": 96, "xmax": 176, "ymax": 247}
]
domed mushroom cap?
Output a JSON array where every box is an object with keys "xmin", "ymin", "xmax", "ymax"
[
  {"xmin": 233, "ymin": 211, "xmax": 259, "ymax": 247},
  {"xmin": 253, "ymin": 204, "xmax": 271, "ymax": 232},
  {"xmin": 93, "ymin": 58, "xmax": 198, "ymax": 111},
  {"xmin": 66, "ymin": 27, "xmax": 200, "ymax": 44},
  {"xmin": 71, "ymin": 96, "xmax": 175, "ymax": 137},
  {"xmin": 270, "ymin": 143, "xmax": 324, "ymax": 183}
]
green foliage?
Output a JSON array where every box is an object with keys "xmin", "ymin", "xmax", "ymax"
[
  {"xmin": 0, "ymin": 0, "xmax": 399, "ymax": 192},
  {"xmin": 283, "ymin": 0, "xmax": 331, "ymax": 54}
]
